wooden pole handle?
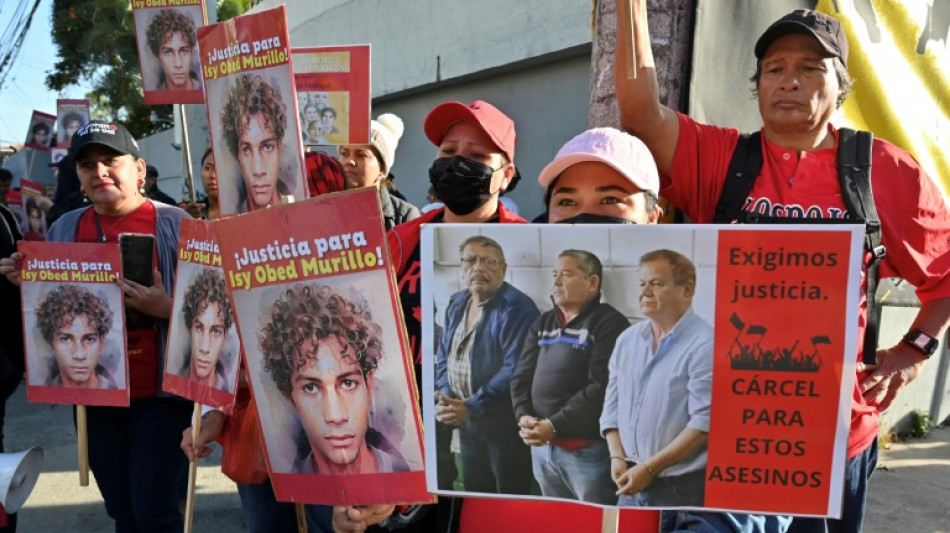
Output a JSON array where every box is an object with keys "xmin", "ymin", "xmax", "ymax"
[
  {"xmin": 296, "ymin": 503, "xmax": 308, "ymax": 532},
  {"xmin": 77, "ymin": 405, "xmax": 89, "ymax": 487},
  {"xmin": 184, "ymin": 403, "xmax": 202, "ymax": 533},
  {"xmin": 601, "ymin": 507, "xmax": 620, "ymax": 533}
]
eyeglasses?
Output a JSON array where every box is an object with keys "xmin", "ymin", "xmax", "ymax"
[{"xmin": 460, "ymin": 256, "xmax": 503, "ymax": 269}]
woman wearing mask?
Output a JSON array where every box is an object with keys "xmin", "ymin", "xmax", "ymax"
[{"xmin": 338, "ymin": 113, "xmax": 420, "ymax": 230}]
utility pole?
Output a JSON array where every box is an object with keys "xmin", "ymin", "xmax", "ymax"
[{"xmin": 588, "ymin": 0, "xmax": 696, "ymax": 128}]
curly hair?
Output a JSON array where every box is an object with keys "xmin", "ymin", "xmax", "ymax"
[
  {"xmin": 36, "ymin": 285, "xmax": 113, "ymax": 344},
  {"xmin": 31, "ymin": 122, "xmax": 50, "ymax": 135},
  {"xmin": 220, "ymin": 74, "xmax": 287, "ymax": 156},
  {"xmin": 260, "ymin": 285, "xmax": 383, "ymax": 399},
  {"xmin": 146, "ymin": 9, "xmax": 197, "ymax": 56},
  {"xmin": 182, "ymin": 268, "xmax": 232, "ymax": 331}
]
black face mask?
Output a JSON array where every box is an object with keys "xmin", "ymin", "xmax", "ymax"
[
  {"xmin": 428, "ymin": 156, "xmax": 498, "ymax": 216},
  {"xmin": 555, "ymin": 213, "xmax": 637, "ymax": 225}
]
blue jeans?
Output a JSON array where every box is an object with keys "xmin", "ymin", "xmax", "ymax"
[
  {"xmin": 84, "ymin": 397, "xmax": 192, "ymax": 533},
  {"xmin": 660, "ymin": 511, "xmax": 792, "ymax": 533},
  {"xmin": 237, "ymin": 478, "xmax": 334, "ymax": 533},
  {"xmin": 531, "ymin": 441, "xmax": 616, "ymax": 504},
  {"xmin": 786, "ymin": 438, "xmax": 878, "ymax": 533},
  {"xmin": 618, "ymin": 469, "xmax": 706, "ymax": 507},
  {"xmin": 459, "ymin": 415, "xmax": 532, "ymax": 494}
]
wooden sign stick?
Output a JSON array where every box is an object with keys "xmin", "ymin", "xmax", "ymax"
[
  {"xmin": 296, "ymin": 503, "xmax": 308, "ymax": 532},
  {"xmin": 184, "ymin": 402, "xmax": 202, "ymax": 533},
  {"xmin": 601, "ymin": 507, "xmax": 620, "ymax": 533},
  {"xmin": 77, "ymin": 405, "xmax": 89, "ymax": 486}
]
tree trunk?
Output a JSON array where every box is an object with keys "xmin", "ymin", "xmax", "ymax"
[{"xmin": 588, "ymin": 0, "xmax": 697, "ymax": 128}]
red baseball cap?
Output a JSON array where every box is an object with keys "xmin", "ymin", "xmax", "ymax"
[{"xmin": 424, "ymin": 100, "xmax": 516, "ymax": 162}]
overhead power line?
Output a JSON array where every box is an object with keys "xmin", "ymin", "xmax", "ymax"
[{"xmin": 0, "ymin": 0, "xmax": 44, "ymax": 91}]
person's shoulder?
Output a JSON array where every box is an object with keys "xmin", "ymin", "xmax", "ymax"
[
  {"xmin": 499, "ymin": 282, "xmax": 538, "ymax": 307},
  {"xmin": 153, "ymin": 200, "xmax": 191, "ymax": 221},
  {"xmin": 868, "ymin": 135, "xmax": 925, "ymax": 171},
  {"xmin": 47, "ymin": 207, "xmax": 89, "ymax": 241},
  {"xmin": 390, "ymin": 195, "xmax": 421, "ymax": 219},
  {"xmin": 592, "ymin": 301, "xmax": 630, "ymax": 325}
]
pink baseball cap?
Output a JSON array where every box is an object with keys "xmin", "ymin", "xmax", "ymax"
[
  {"xmin": 424, "ymin": 100, "xmax": 516, "ymax": 162},
  {"xmin": 537, "ymin": 128, "xmax": 659, "ymax": 194}
]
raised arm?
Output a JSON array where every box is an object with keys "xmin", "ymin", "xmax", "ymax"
[{"xmin": 615, "ymin": 0, "xmax": 681, "ymax": 175}]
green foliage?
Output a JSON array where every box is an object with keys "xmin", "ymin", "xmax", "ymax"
[
  {"xmin": 217, "ymin": 0, "xmax": 252, "ymax": 22},
  {"xmin": 46, "ymin": 0, "xmax": 171, "ymax": 138},
  {"xmin": 909, "ymin": 411, "xmax": 933, "ymax": 439}
]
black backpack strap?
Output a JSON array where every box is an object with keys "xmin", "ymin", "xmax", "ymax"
[
  {"xmin": 837, "ymin": 128, "xmax": 883, "ymax": 365},
  {"xmin": 714, "ymin": 132, "xmax": 763, "ymax": 223}
]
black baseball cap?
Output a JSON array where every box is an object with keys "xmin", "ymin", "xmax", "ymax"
[
  {"xmin": 67, "ymin": 120, "xmax": 143, "ymax": 160},
  {"xmin": 754, "ymin": 10, "xmax": 848, "ymax": 65}
]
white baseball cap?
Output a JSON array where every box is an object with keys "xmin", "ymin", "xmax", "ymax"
[{"xmin": 537, "ymin": 127, "xmax": 659, "ymax": 194}]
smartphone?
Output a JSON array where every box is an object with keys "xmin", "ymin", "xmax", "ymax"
[{"xmin": 118, "ymin": 233, "xmax": 155, "ymax": 287}]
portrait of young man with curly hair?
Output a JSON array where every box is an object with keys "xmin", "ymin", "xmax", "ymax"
[
  {"xmin": 145, "ymin": 8, "xmax": 202, "ymax": 91},
  {"xmin": 35, "ymin": 285, "xmax": 118, "ymax": 389},
  {"xmin": 179, "ymin": 268, "xmax": 233, "ymax": 392},
  {"xmin": 220, "ymin": 73, "xmax": 291, "ymax": 213},
  {"xmin": 260, "ymin": 284, "xmax": 411, "ymax": 475}
]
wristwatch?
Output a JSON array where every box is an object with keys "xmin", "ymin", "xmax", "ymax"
[{"xmin": 902, "ymin": 328, "xmax": 939, "ymax": 358}]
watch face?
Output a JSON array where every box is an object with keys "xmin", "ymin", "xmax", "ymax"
[{"xmin": 913, "ymin": 335, "xmax": 930, "ymax": 350}]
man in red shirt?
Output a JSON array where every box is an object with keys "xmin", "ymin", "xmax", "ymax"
[{"xmin": 614, "ymin": 2, "xmax": 950, "ymax": 532}]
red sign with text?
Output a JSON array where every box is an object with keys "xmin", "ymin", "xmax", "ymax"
[
  {"xmin": 215, "ymin": 188, "xmax": 431, "ymax": 506},
  {"xmin": 19, "ymin": 242, "xmax": 130, "ymax": 406},
  {"xmin": 706, "ymin": 229, "xmax": 854, "ymax": 516}
]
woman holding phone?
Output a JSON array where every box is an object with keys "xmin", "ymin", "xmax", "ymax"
[{"xmin": 0, "ymin": 121, "xmax": 193, "ymax": 532}]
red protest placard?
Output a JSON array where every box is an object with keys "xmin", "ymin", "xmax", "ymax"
[
  {"xmin": 292, "ymin": 45, "xmax": 371, "ymax": 146},
  {"xmin": 24, "ymin": 111, "xmax": 56, "ymax": 151},
  {"xmin": 55, "ymin": 100, "xmax": 90, "ymax": 150},
  {"xmin": 19, "ymin": 179, "xmax": 47, "ymax": 242},
  {"xmin": 705, "ymin": 229, "xmax": 858, "ymax": 516},
  {"xmin": 215, "ymin": 188, "xmax": 431, "ymax": 506},
  {"xmin": 162, "ymin": 218, "xmax": 238, "ymax": 411},
  {"xmin": 19, "ymin": 242, "xmax": 130, "ymax": 407},
  {"xmin": 198, "ymin": 5, "xmax": 308, "ymax": 216},
  {"xmin": 130, "ymin": 0, "xmax": 208, "ymax": 105}
]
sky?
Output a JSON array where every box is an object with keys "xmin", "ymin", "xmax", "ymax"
[{"xmin": 0, "ymin": 0, "xmax": 92, "ymax": 146}]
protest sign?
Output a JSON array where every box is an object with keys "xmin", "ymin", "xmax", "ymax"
[
  {"xmin": 24, "ymin": 111, "xmax": 55, "ymax": 151},
  {"xmin": 163, "ymin": 218, "xmax": 238, "ymax": 411},
  {"xmin": 215, "ymin": 188, "xmax": 430, "ymax": 506},
  {"xmin": 420, "ymin": 224, "xmax": 861, "ymax": 517},
  {"xmin": 131, "ymin": 0, "xmax": 208, "ymax": 105},
  {"xmin": 19, "ymin": 241, "xmax": 129, "ymax": 407},
  {"xmin": 18, "ymin": 179, "xmax": 47, "ymax": 241},
  {"xmin": 55, "ymin": 100, "xmax": 90, "ymax": 149},
  {"xmin": 292, "ymin": 45, "xmax": 370, "ymax": 146},
  {"xmin": 198, "ymin": 5, "xmax": 307, "ymax": 215}
]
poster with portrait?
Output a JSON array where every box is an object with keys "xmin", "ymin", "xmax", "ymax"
[
  {"xmin": 163, "ymin": 219, "xmax": 239, "ymax": 411},
  {"xmin": 24, "ymin": 111, "xmax": 56, "ymax": 151},
  {"xmin": 18, "ymin": 241, "xmax": 129, "ymax": 407},
  {"xmin": 19, "ymin": 179, "xmax": 47, "ymax": 242},
  {"xmin": 131, "ymin": 0, "xmax": 208, "ymax": 105},
  {"xmin": 420, "ymin": 224, "xmax": 863, "ymax": 517},
  {"xmin": 292, "ymin": 45, "xmax": 370, "ymax": 146},
  {"xmin": 198, "ymin": 5, "xmax": 308, "ymax": 216},
  {"xmin": 214, "ymin": 188, "xmax": 430, "ymax": 506},
  {"xmin": 55, "ymin": 99, "xmax": 90, "ymax": 149}
]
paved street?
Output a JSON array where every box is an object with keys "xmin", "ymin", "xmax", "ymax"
[{"xmin": 5, "ymin": 384, "xmax": 949, "ymax": 532}]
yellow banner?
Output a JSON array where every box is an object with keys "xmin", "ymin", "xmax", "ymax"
[{"xmin": 820, "ymin": 0, "xmax": 949, "ymax": 195}]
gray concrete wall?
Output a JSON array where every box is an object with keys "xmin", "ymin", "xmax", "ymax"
[
  {"xmin": 254, "ymin": 0, "xmax": 593, "ymax": 99},
  {"xmin": 365, "ymin": 50, "xmax": 593, "ymax": 221}
]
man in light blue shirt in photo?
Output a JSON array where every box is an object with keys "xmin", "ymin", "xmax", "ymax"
[{"xmin": 600, "ymin": 248, "xmax": 712, "ymax": 507}]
